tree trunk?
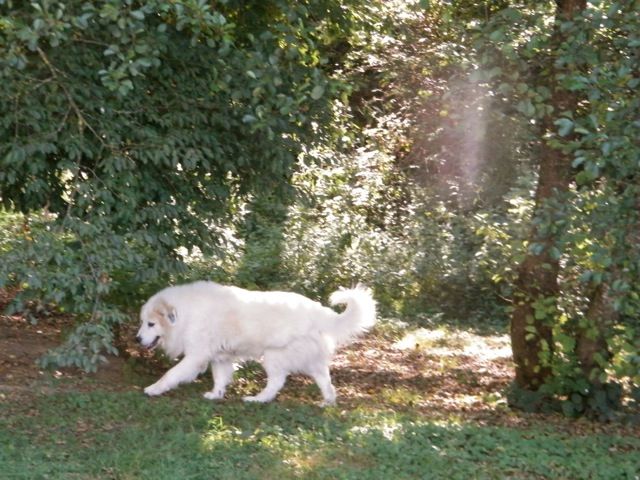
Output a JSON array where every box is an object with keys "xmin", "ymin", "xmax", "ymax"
[
  {"xmin": 510, "ymin": 138, "xmax": 571, "ymax": 390},
  {"xmin": 576, "ymin": 283, "xmax": 615, "ymax": 386},
  {"xmin": 510, "ymin": 0, "xmax": 586, "ymax": 391}
]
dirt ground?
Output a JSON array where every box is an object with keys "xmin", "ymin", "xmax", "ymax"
[{"xmin": 0, "ymin": 302, "xmax": 130, "ymax": 395}]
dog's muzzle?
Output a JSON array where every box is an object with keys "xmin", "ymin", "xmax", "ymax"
[{"xmin": 137, "ymin": 335, "xmax": 161, "ymax": 351}]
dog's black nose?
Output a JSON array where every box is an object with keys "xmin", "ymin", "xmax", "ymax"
[{"xmin": 136, "ymin": 335, "xmax": 142, "ymax": 343}]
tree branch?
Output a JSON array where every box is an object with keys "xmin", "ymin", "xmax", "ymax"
[{"xmin": 35, "ymin": 46, "xmax": 105, "ymax": 147}]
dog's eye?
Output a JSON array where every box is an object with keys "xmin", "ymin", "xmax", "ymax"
[{"xmin": 147, "ymin": 322, "xmax": 155, "ymax": 328}]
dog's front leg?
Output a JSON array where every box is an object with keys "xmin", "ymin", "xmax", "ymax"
[
  {"xmin": 144, "ymin": 356, "xmax": 208, "ymax": 396},
  {"xmin": 203, "ymin": 361, "xmax": 235, "ymax": 400}
]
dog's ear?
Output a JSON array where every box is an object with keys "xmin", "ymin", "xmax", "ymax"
[
  {"xmin": 154, "ymin": 300, "xmax": 178, "ymax": 326},
  {"xmin": 167, "ymin": 307, "xmax": 177, "ymax": 325}
]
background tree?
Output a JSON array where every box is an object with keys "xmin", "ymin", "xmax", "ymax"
[
  {"xmin": 509, "ymin": 0, "xmax": 587, "ymax": 393},
  {"xmin": 470, "ymin": 0, "xmax": 640, "ymax": 417}
]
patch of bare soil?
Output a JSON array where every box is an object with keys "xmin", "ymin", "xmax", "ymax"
[
  {"xmin": 0, "ymin": 317, "xmax": 133, "ymax": 393},
  {"xmin": 0, "ymin": 289, "xmax": 138, "ymax": 400}
]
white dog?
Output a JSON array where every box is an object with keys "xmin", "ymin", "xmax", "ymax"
[{"xmin": 136, "ymin": 281, "xmax": 376, "ymax": 405}]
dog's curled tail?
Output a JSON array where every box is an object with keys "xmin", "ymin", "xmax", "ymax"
[{"xmin": 328, "ymin": 285, "xmax": 376, "ymax": 345}]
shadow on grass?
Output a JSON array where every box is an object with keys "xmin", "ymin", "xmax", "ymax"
[{"xmin": 1, "ymin": 391, "xmax": 639, "ymax": 479}]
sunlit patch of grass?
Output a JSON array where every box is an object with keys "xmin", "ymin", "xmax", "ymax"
[
  {"xmin": 394, "ymin": 327, "xmax": 511, "ymax": 361},
  {"xmin": 483, "ymin": 391, "xmax": 509, "ymax": 409},
  {"xmin": 380, "ymin": 386, "xmax": 424, "ymax": 408}
]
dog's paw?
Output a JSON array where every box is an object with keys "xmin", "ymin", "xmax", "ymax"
[
  {"xmin": 203, "ymin": 391, "xmax": 225, "ymax": 401},
  {"xmin": 144, "ymin": 384, "xmax": 165, "ymax": 397},
  {"xmin": 319, "ymin": 399, "xmax": 337, "ymax": 408},
  {"xmin": 242, "ymin": 395, "xmax": 270, "ymax": 403}
]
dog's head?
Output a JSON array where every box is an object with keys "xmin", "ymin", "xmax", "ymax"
[{"xmin": 136, "ymin": 298, "xmax": 177, "ymax": 352}]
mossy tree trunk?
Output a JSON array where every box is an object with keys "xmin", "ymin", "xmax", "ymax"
[{"xmin": 510, "ymin": 0, "xmax": 587, "ymax": 391}]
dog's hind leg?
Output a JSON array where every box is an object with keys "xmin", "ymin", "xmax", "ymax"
[
  {"xmin": 243, "ymin": 355, "xmax": 287, "ymax": 403},
  {"xmin": 243, "ymin": 373, "xmax": 286, "ymax": 403},
  {"xmin": 204, "ymin": 361, "xmax": 235, "ymax": 400},
  {"xmin": 309, "ymin": 366, "xmax": 336, "ymax": 407}
]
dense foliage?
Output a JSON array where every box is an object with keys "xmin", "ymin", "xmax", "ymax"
[{"xmin": 0, "ymin": 0, "xmax": 363, "ymax": 370}]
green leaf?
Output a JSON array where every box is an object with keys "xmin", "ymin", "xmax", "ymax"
[
  {"xmin": 489, "ymin": 29, "xmax": 504, "ymax": 42},
  {"xmin": 517, "ymin": 100, "xmax": 535, "ymax": 117},
  {"xmin": 130, "ymin": 9, "xmax": 145, "ymax": 20},
  {"xmin": 554, "ymin": 118, "xmax": 574, "ymax": 137},
  {"xmin": 310, "ymin": 85, "xmax": 324, "ymax": 100},
  {"xmin": 572, "ymin": 156, "xmax": 585, "ymax": 168}
]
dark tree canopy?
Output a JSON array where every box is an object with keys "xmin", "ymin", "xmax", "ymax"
[{"xmin": 0, "ymin": 0, "xmax": 366, "ymax": 369}]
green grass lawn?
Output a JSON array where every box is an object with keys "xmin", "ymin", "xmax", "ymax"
[
  {"xmin": 2, "ymin": 387, "xmax": 639, "ymax": 480},
  {"xmin": 1, "ymin": 322, "xmax": 639, "ymax": 479}
]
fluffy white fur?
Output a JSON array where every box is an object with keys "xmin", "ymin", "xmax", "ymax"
[{"xmin": 136, "ymin": 281, "xmax": 376, "ymax": 405}]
